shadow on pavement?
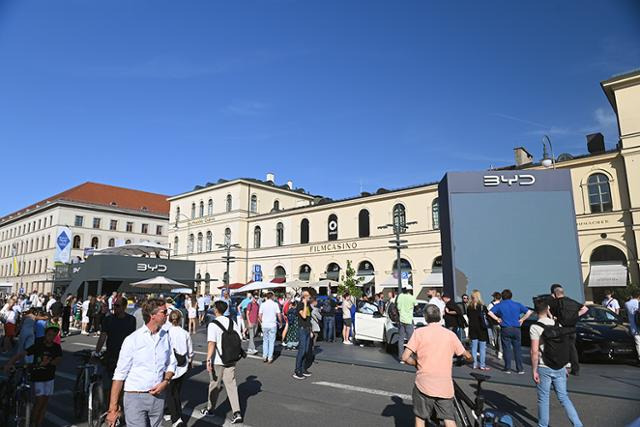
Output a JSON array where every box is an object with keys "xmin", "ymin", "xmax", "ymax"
[{"xmin": 380, "ymin": 395, "xmax": 413, "ymax": 427}]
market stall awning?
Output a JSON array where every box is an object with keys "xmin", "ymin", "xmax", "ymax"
[
  {"xmin": 231, "ymin": 281, "xmax": 283, "ymax": 294},
  {"xmin": 130, "ymin": 275, "xmax": 187, "ymax": 291},
  {"xmin": 419, "ymin": 271, "xmax": 443, "ymax": 287},
  {"xmin": 218, "ymin": 283, "xmax": 246, "ymax": 290},
  {"xmin": 588, "ymin": 263, "xmax": 628, "ymax": 287},
  {"xmin": 271, "ymin": 277, "xmax": 286, "ymax": 284}
]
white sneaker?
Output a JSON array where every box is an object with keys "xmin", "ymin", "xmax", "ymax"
[
  {"xmin": 498, "ymin": 352, "xmax": 503, "ymax": 360},
  {"xmin": 164, "ymin": 414, "xmax": 171, "ymax": 421}
]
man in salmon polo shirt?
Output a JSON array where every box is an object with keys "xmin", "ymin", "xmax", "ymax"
[{"xmin": 402, "ymin": 304, "xmax": 472, "ymax": 427}]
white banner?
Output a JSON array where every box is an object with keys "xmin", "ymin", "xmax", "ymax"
[{"xmin": 54, "ymin": 226, "xmax": 72, "ymax": 263}]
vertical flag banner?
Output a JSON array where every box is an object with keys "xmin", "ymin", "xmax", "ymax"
[
  {"xmin": 11, "ymin": 243, "xmax": 18, "ymax": 276},
  {"xmin": 54, "ymin": 226, "xmax": 72, "ymax": 263}
]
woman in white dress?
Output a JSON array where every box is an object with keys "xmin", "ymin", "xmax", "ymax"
[
  {"xmin": 187, "ymin": 295, "xmax": 198, "ymax": 334},
  {"xmin": 167, "ymin": 310, "xmax": 193, "ymax": 426}
]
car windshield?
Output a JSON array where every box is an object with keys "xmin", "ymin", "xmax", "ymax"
[
  {"xmin": 581, "ymin": 306, "xmax": 621, "ymax": 323},
  {"xmin": 414, "ymin": 303, "xmax": 426, "ymax": 318}
]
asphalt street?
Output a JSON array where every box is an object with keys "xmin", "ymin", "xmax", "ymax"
[{"xmin": 6, "ymin": 329, "xmax": 640, "ymax": 427}]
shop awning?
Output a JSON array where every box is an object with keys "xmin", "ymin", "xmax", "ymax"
[
  {"xmin": 420, "ymin": 271, "xmax": 443, "ymax": 287},
  {"xmin": 271, "ymin": 277, "xmax": 286, "ymax": 284},
  {"xmin": 588, "ymin": 263, "xmax": 628, "ymax": 287},
  {"xmin": 356, "ymin": 275, "xmax": 375, "ymax": 286}
]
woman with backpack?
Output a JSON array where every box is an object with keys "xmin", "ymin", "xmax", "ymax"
[{"xmin": 467, "ymin": 289, "xmax": 490, "ymax": 371}]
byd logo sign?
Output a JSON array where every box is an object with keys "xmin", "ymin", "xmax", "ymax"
[
  {"xmin": 483, "ymin": 174, "xmax": 535, "ymax": 187},
  {"xmin": 137, "ymin": 263, "xmax": 168, "ymax": 273}
]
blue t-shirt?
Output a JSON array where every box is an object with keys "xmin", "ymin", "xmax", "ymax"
[
  {"xmin": 239, "ymin": 297, "xmax": 251, "ymax": 312},
  {"xmin": 34, "ymin": 319, "xmax": 47, "ymax": 339},
  {"xmin": 490, "ymin": 300, "xmax": 528, "ymax": 327}
]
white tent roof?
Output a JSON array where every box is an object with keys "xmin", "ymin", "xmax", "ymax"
[
  {"xmin": 420, "ymin": 271, "xmax": 443, "ymax": 287},
  {"xmin": 93, "ymin": 241, "xmax": 170, "ymax": 257},
  {"xmin": 310, "ymin": 279, "xmax": 340, "ymax": 288},
  {"xmin": 231, "ymin": 281, "xmax": 283, "ymax": 294},
  {"xmin": 131, "ymin": 275, "xmax": 188, "ymax": 290}
]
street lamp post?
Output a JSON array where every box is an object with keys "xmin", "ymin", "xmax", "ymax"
[
  {"xmin": 217, "ymin": 241, "xmax": 240, "ymax": 292},
  {"xmin": 378, "ymin": 220, "xmax": 417, "ymax": 295},
  {"xmin": 542, "ymin": 135, "xmax": 556, "ymax": 169}
]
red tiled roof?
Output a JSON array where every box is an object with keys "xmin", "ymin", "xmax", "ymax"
[{"xmin": 1, "ymin": 182, "xmax": 170, "ymax": 222}]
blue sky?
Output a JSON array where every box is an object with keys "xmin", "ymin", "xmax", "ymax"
[{"xmin": 1, "ymin": 0, "xmax": 639, "ymax": 213}]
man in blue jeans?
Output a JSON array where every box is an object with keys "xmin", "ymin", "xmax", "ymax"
[
  {"xmin": 293, "ymin": 290, "xmax": 313, "ymax": 380},
  {"xmin": 530, "ymin": 299, "xmax": 583, "ymax": 427},
  {"xmin": 322, "ymin": 296, "xmax": 336, "ymax": 342},
  {"xmin": 488, "ymin": 289, "xmax": 532, "ymax": 374}
]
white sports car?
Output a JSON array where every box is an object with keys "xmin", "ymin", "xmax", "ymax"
[{"xmin": 355, "ymin": 299, "xmax": 428, "ymax": 353}]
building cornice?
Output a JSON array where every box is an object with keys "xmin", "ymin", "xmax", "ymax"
[{"xmin": 168, "ymin": 179, "xmax": 316, "ymax": 202}]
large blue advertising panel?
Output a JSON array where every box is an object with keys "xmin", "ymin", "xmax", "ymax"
[{"xmin": 438, "ymin": 170, "xmax": 584, "ymax": 305}]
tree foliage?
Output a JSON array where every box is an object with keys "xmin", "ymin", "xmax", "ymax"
[{"xmin": 338, "ymin": 259, "xmax": 363, "ymax": 298}]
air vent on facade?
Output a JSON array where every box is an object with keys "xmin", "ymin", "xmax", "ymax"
[
  {"xmin": 556, "ymin": 153, "xmax": 574, "ymax": 162},
  {"xmin": 141, "ymin": 206, "xmax": 148, "ymax": 212},
  {"xmin": 110, "ymin": 201, "xmax": 118, "ymax": 206},
  {"xmin": 376, "ymin": 188, "xmax": 390, "ymax": 194},
  {"xmin": 361, "ymin": 192, "xmax": 371, "ymax": 197}
]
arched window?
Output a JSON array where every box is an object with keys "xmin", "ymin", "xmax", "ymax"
[
  {"xmin": 392, "ymin": 258, "xmax": 413, "ymax": 285},
  {"xmin": 188, "ymin": 234, "xmax": 194, "ymax": 254},
  {"xmin": 226, "ymin": 194, "xmax": 232, "ymax": 212},
  {"xmin": 250, "ymin": 195, "xmax": 258, "ymax": 213},
  {"xmin": 175, "ymin": 207, "xmax": 180, "ymax": 226},
  {"xmin": 357, "ymin": 261, "xmax": 375, "ymax": 276},
  {"xmin": 197, "ymin": 232, "xmax": 203, "ymax": 253},
  {"xmin": 91, "ymin": 237, "xmax": 99, "ymax": 249},
  {"xmin": 72, "ymin": 235, "xmax": 80, "ymax": 249},
  {"xmin": 328, "ymin": 214, "xmax": 338, "ymax": 241},
  {"xmin": 358, "ymin": 209, "xmax": 370, "ymax": 238},
  {"xmin": 199, "ymin": 201, "xmax": 205, "ymax": 217},
  {"xmin": 273, "ymin": 200, "xmax": 280, "ymax": 211},
  {"xmin": 206, "ymin": 231, "xmax": 212, "ymax": 251},
  {"xmin": 108, "ymin": 238, "xmax": 115, "ymax": 247},
  {"xmin": 224, "ymin": 227, "xmax": 231, "ymax": 245},
  {"xmin": 299, "ymin": 264, "xmax": 311, "ymax": 281},
  {"xmin": 588, "ymin": 173, "xmax": 613, "ymax": 213},
  {"xmin": 393, "ymin": 203, "xmax": 406, "ymax": 233},
  {"xmin": 207, "ymin": 199, "xmax": 213, "ymax": 215},
  {"xmin": 276, "ymin": 222, "xmax": 284, "ymax": 246},
  {"xmin": 274, "ymin": 266, "xmax": 287, "ymax": 280},
  {"xmin": 300, "ymin": 219, "xmax": 310, "ymax": 244},
  {"xmin": 326, "ymin": 263, "xmax": 341, "ymax": 281},
  {"xmin": 254, "ymin": 226, "xmax": 261, "ymax": 248},
  {"xmin": 191, "ymin": 203, "xmax": 196, "ymax": 219},
  {"xmin": 173, "ymin": 236, "xmax": 179, "ymax": 255},
  {"xmin": 432, "ymin": 198, "xmax": 440, "ymax": 230},
  {"xmin": 432, "ymin": 255, "xmax": 442, "ymax": 271}
]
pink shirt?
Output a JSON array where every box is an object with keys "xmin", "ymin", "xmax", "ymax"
[
  {"xmin": 405, "ymin": 323, "xmax": 465, "ymax": 398},
  {"xmin": 246, "ymin": 301, "xmax": 260, "ymax": 324}
]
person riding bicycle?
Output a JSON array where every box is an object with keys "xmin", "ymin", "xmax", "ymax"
[
  {"xmin": 4, "ymin": 324, "xmax": 62, "ymax": 427},
  {"xmin": 95, "ymin": 296, "xmax": 137, "ymax": 394},
  {"xmin": 402, "ymin": 304, "xmax": 472, "ymax": 427}
]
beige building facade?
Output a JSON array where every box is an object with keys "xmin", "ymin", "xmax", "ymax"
[
  {"xmin": 169, "ymin": 70, "xmax": 640, "ymax": 303},
  {"xmin": 0, "ymin": 182, "xmax": 170, "ymax": 294}
]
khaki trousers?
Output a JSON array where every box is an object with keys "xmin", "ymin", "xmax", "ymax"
[{"xmin": 207, "ymin": 365, "xmax": 240, "ymax": 414}]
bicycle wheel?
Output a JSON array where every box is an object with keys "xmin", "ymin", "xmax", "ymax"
[
  {"xmin": 16, "ymin": 388, "xmax": 31, "ymax": 427},
  {"xmin": 89, "ymin": 382, "xmax": 104, "ymax": 427},
  {"xmin": 73, "ymin": 371, "xmax": 87, "ymax": 420}
]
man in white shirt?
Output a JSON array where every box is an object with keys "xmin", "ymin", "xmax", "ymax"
[
  {"xmin": 29, "ymin": 291, "xmax": 39, "ymax": 307},
  {"xmin": 427, "ymin": 289, "xmax": 446, "ymax": 325},
  {"xmin": 45, "ymin": 294, "xmax": 56, "ymax": 314},
  {"xmin": 106, "ymin": 298, "xmax": 176, "ymax": 427},
  {"xmin": 81, "ymin": 297, "xmax": 91, "ymax": 335},
  {"xmin": 259, "ymin": 292, "xmax": 282, "ymax": 363},
  {"xmin": 108, "ymin": 291, "xmax": 118, "ymax": 312},
  {"xmin": 200, "ymin": 301, "xmax": 243, "ymax": 424},
  {"xmin": 197, "ymin": 294, "xmax": 206, "ymax": 325},
  {"xmin": 602, "ymin": 289, "xmax": 620, "ymax": 314}
]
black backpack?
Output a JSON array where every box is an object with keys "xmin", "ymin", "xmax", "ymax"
[
  {"xmin": 534, "ymin": 321, "xmax": 573, "ymax": 370},
  {"xmin": 50, "ymin": 301, "xmax": 63, "ymax": 317},
  {"xmin": 388, "ymin": 297, "xmax": 400, "ymax": 323},
  {"xmin": 554, "ymin": 298, "xmax": 579, "ymax": 327},
  {"xmin": 211, "ymin": 318, "xmax": 246, "ymax": 366}
]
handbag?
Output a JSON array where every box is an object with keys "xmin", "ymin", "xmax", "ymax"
[
  {"xmin": 480, "ymin": 305, "xmax": 491, "ymax": 330},
  {"xmin": 174, "ymin": 349, "xmax": 188, "ymax": 367}
]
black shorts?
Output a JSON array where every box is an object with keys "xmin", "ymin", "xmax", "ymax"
[
  {"xmin": 343, "ymin": 318, "xmax": 352, "ymax": 327},
  {"xmin": 412, "ymin": 385, "xmax": 456, "ymax": 422}
]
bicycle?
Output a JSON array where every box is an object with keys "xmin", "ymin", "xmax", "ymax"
[
  {"xmin": 452, "ymin": 357, "xmax": 515, "ymax": 427},
  {"xmin": 0, "ymin": 364, "xmax": 32, "ymax": 427},
  {"xmin": 73, "ymin": 349, "xmax": 105, "ymax": 427}
]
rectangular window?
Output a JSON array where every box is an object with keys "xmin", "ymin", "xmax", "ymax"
[
  {"xmin": 110, "ymin": 220, "xmax": 118, "ymax": 231},
  {"xmin": 141, "ymin": 224, "xmax": 149, "ymax": 234},
  {"xmin": 156, "ymin": 225, "xmax": 163, "ymax": 235},
  {"xmin": 74, "ymin": 216, "xmax": 84, "ymax": 227},
  {"xmin": 93, "ymin": 218, "xmax": 101, "ymax": 229},
  {"xmin": 126, "ymin": 222, "xmax": 133, "ymax": 232},
  {"xmin": 38, "ymin": 219, "xmax": 41, "ymax": 229}
]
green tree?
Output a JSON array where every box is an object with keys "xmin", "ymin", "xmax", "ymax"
[{"xmin": 338, "ymin": 260, "xmax": 363, "ymax": 298}]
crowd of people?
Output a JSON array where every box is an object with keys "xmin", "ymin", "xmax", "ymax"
[{"xmin": 0, "ymin": 284, "xmax": 637, "ymax": 427}]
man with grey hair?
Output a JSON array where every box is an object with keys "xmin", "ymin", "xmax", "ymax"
[
  {"xmin": 402, "ymin": 304, "xmax": 471, "ymax": 427},
  {"xmin": 548, "ymin": 284, "xmax": 588, "ymax": 376}
]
